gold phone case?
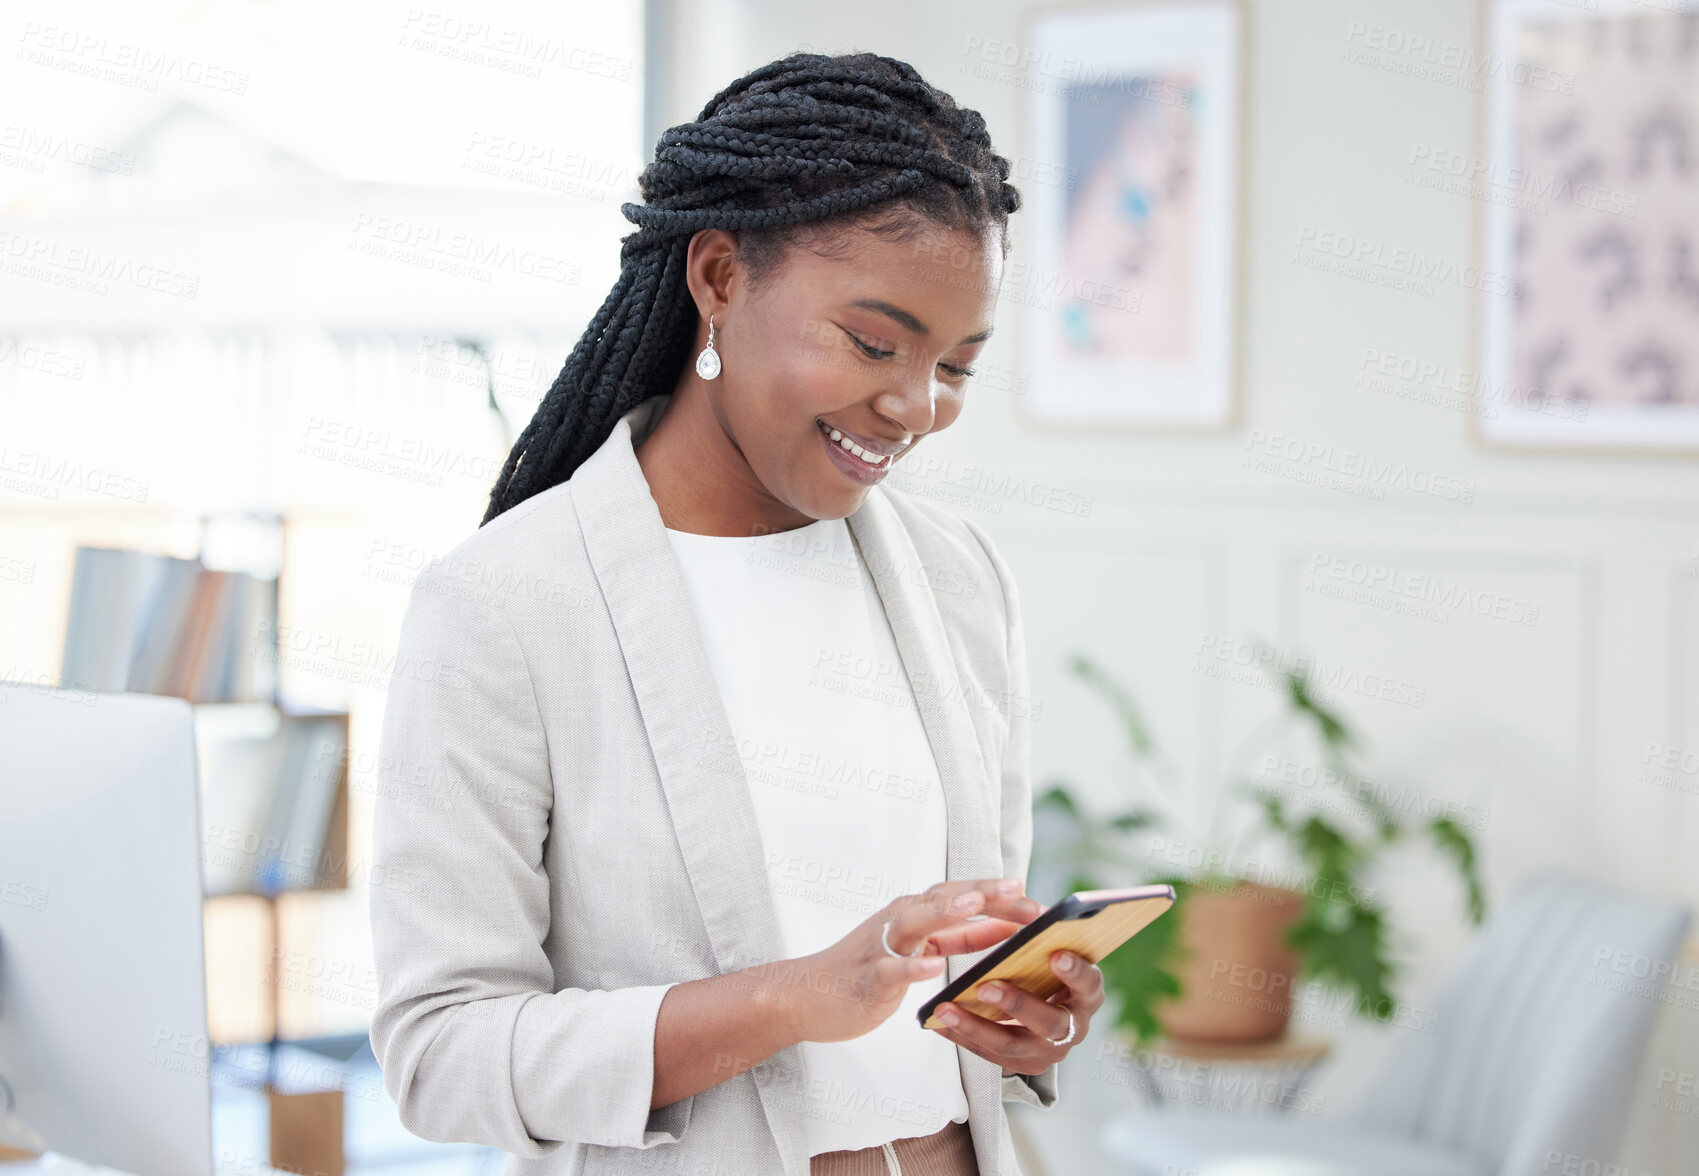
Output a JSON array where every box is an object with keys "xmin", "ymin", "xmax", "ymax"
[{"xmin": 919, "ymin": 886, "xmax": 1175, "ymax": 1030}]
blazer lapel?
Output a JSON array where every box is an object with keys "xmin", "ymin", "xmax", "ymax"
[
  {"xmin": 573, "ymin": 397, "xmax": 818, "ymax": 1173},
  {"xmin": 845, "ymin": 487, "xmax": 1008, "ymax": 1173},
  {"xmin": 843, "ymin": 492, "xmax": 1005, "ymax": 892},
  {"xmin": 571, "ymin": 396, "xmax": 1006, "ymax": 1175},
  {"xmin": 569, "ymin": 395, "xmax": 784, "ymax": 981}
]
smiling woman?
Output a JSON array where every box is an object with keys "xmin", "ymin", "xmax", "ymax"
[
  {"xmin": 632, "ymin": 223, "xmax": 1006, "ymax": 531},
  {"xmin": 368, "ymin": 49, "xmax": 1104, "ymax": 1176},
  {"xmin": 479, "ymin": 50, "xmax": 1020, "ymax": 535}
]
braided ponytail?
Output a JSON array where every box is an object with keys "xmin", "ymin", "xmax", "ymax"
[{"xmin": 480, "ymin": 50, "xmax": 1022, "ymax": 525}]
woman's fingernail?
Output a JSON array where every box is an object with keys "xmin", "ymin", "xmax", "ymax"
[
  {"xmin": 939, "ymin": 1006, "xmax": 959, "ymax": 1025},
  {"xmin": 981, "ymin": 984, "xmax": 1004, "ymax": 1004},
  {"xmin": 1057, "ymin": 953, "xmax": 1075, "ymax": 972}
]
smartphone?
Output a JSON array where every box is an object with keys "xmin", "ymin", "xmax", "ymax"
[{"xmin": 916, "ymin": 884, "xmax": 1176, "ymax": 1030}]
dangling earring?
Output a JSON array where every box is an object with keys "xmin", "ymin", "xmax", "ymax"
[{"xmin": 695, "ymin": 313, "xmax": 722, "ymax": 380}]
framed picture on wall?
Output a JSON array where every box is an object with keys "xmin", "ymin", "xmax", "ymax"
[
  {"xmin": 1012, "ymin": 0, "xmax": 1244, "ymax": 431},
  {"xmin": 1475, "ymin": 0, "xmax": 1699, "ymax": 452}
]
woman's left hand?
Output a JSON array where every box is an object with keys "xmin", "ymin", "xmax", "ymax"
[{"xmin": 925, "ymin": 949, "xmax": 1103, "ymax": 1075}]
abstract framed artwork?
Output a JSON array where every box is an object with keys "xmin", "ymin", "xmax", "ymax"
[
  {"xmin": 1012, "ymin": 0, "xmax": 1244, "ymax": 431},
  {"xmin": 1476, "ymin": 0, "xmax": 1699, "ymax": 452}
]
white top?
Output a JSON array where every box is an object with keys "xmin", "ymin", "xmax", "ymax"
[{"xmin": 662, "ymin": 514, "xmax": 971, "ymax": 1154}]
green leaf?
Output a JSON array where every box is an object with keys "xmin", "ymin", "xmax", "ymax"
[
  {"xmin": 1321, "ymin": 756, "xmax": 1398, "ymax": 831},
  {"xmin": 1066, "ymin": 651, "xmax": 1156, "ymax": 756},
  {"xmin": 1429, "ymin": 816, "xmax": 1487, "ymax": 925},
  {"xmin": 1253, "ymin": 788, "xmax": 1289, "ymax": 832},
  {"xmin": 1097, "ymin": 876, "xmax": 1188, "ymax": 1047},
  {"xmin": 1035, "ymin": 783, "xmax": 1080, "ymax": 817},
  {"xmin": 1109, "ymin": 809, "xmax": 1161, "ymax": 832},
  {"xmin": 1292, "ymin": 814, "xmax": 1359, "ymax": 879},
  {"xmin": 1045, "ymin": 639, "xmax": 1488, "ymax": 1041},
  {"xmin": 1286, "ymin": 669, "xmax": 1355, "ymax": 750},
  {"xmin": 1287, "ymin": 898, "xmax": 1396, "ymax": 1018}
]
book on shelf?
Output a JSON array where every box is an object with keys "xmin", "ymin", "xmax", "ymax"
[
  {"xmin": 197, "ymin": 704, "xmax": 349, "ymax": 896},
  {"xmin": 59, "ymin": 542, "xmax": 348, "ymax": 897},
  {"xmin": 60, "ymin": 546, "xmax": 279, "ymax": 702}
]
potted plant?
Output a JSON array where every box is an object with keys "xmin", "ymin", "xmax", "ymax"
[{"xmin": 1030, "ymin": 645, "xmax": 1486, "ymax": 1047}]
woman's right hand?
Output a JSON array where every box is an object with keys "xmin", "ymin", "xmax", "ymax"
[{"xmin": 781, "ymin": 878, "xmax": 1042, "ymax": 1044}]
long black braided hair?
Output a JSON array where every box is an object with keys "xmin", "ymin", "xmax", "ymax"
[{"xmin": 479, "ymin": 50, "xmax": 1022, "ymax": 526}]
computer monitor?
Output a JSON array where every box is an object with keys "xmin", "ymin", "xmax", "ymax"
[{"xmin": 0, "ymin": 685, "xmax": 213, "ymax": 1176}]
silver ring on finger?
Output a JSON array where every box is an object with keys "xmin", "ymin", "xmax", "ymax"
[
  {"xmin": 881, "ymin": 917, "xmax": 924, "ymax": 959},
  {"xmin": 1044, "ymin": 1008, "xmax": 1077, "ymax": 1047}
]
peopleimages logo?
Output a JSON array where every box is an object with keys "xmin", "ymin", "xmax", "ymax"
[
  {"xmin": 348, "ymin": 214, "xmax": 581, "ymax": 285},
  {"xmin": 1539, "ymin": 1151, "xmax": 1653, "ymax": 1176},
  {"xmin": 0, "ymin": 230, "xmax": 200, "ymax": 299},
  {"xmin": 16, "ymin": 23, "xmax": 252, "ymax": 94},
  {"xmin": 397, "ymin": 9, "xmax": 634, "ymax": 80},
  {"xmin": 0, "ymin": 447, "xmax": 151, "ymax": 504},
  {"xmin": 1342, "ymin": 20, "xmax": 1575, "ymax": 94},
  {"xmin": 1194, "ymin": 635, "xmax": 1428, "ymax": 709},
  {"xmin": 1406, "ymin": 144, "xmax": 1639, "ymax": 218},
  {"xmin": 1243, "ymin": 429, "xmax": 1476, "ymax": 504},
  {"xmin": 1354, "ymin": 346, "xmax": 1590, "ymax": 424},
  {"xmin": 1256, "ymin": 754, "xmax": 1492, "ymax": 832},
  {"xmin": 1305, "ymin": 553, "xmax": 1540, "ymax": 627},
  {"xmin": 0, "ymin": 124, "xmax": 136, "ymax": 175},
  {"xmin": 958, "ymin": 35, "xmax": 1197, "ymax": 107},
  {"xmin": 0, "ymin": 337, "xmax": 87, "ymax": 381},
  {"xmin": 1293, "ymin": 224, "xmax": 1522, "ymax": 300}
]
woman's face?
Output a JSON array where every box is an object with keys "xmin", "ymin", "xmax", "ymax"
[{"xmin": 684, "ymin": 221, "xmax": 1003, "ymax": 527}]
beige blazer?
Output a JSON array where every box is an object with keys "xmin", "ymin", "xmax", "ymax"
[{"xmin": 369, "ymin": 393, "xmax": 1058, "ymax": 1176}]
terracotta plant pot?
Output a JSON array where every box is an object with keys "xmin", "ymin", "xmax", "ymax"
[{"xmin": 1157, "ymin": 879, "xmax": 1307, "ymax": 1044}]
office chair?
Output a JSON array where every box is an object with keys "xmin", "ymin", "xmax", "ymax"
[{"xmin": 1100, "ymin": 870, "xmax": 1691, "ymax": 1176}]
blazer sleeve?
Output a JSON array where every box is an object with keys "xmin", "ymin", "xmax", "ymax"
[
  {"xmin": 368, "ymin": 568, "xmax": 693, "ymax": 1155},
  {"xmin": 960, "ymin": 518, "xmax": 1061, "ymax": 1112}
]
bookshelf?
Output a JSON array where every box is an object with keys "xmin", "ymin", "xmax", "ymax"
[{"xmin": 57, "ymin": 509, "xmax": 354, "ymax": 1175}]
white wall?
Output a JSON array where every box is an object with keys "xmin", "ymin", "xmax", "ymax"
[{"xmin": 648, "ymin": 1, "xmax": 1699, "ymax": 1170}]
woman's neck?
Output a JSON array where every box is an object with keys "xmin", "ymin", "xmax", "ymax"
[{"xmin": 634, "ymin": 384, "xmax": 814, "ymax": 537}]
